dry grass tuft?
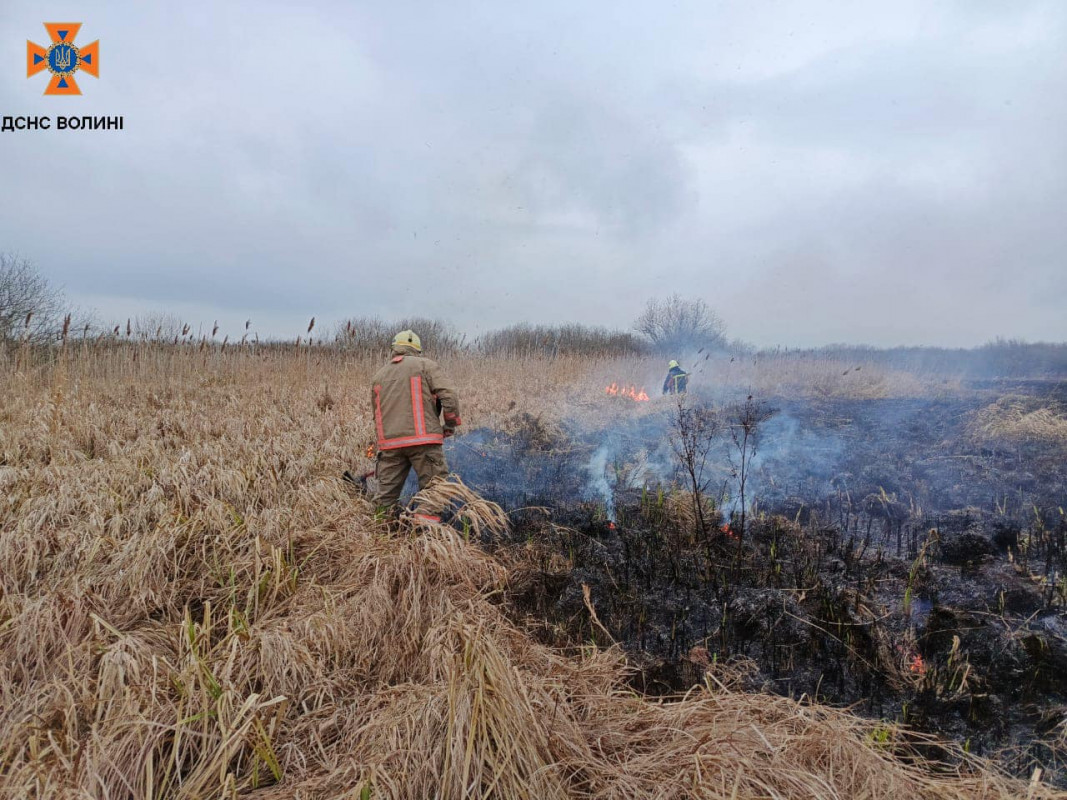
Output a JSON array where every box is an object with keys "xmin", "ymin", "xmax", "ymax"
[
  {"xmin": 408, "ymin": 475, "xmax": 512, "ymax": 538},
  {"xmin": 969, "ymin": 396, "xmax": 1067, "ymax": 446}
]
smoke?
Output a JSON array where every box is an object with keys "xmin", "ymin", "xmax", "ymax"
[
  {"xmin": 437, "ymin": 379, "xmax": 1066, "ymax": 534},
  {"xmin": 585, "ymin": 445, "xmax": 616, "ymax": 521},
  {"xmin": 740, "ymin": 410, "xmax": 848, "ymax": 511},
  {"xmin": 440, "ymin": 427, "xmax": 589, "ymax": 510},
  {"xmin": 440, "ymin": 410, "xmax": 680, "ymax": 524}
]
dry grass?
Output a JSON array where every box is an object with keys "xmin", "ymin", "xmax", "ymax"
[
  {"xmin": 1, "ymin": 344, "xmax": 1061, "ymax": 798},
  {"xmin": 408, "ymin": 476, "xmax": 511, "ymax": 538},
  {"xmin": 695, "ymin": 352, "xmax": 948, "ymax": 400},
  {"xmin": 969, "ymin": 395, "xmax": 1067, "ymax": 446}
]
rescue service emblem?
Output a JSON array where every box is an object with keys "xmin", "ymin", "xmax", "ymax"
[{"xmin": 26, "ymin": 23, "xmax": 99, "ymax": 96}]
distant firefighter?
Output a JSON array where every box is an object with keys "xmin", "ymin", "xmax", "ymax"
[
  {"xmin": 662, "ymin": 359, "xmax": 689, "ymax": 395},
  {"xmin": 370, "ymin": 329, "xmax": 461, "ymax": 522}
]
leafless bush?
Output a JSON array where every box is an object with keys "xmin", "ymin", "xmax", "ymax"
[
  {"xmin": 125, "ymin": 312, "xmax": 189, "ymax": 342},
  {"xmin": 0, "ymin": 253, "xmax": 69, "ymax": 343},
  {"xmin": 334, "ymin": 315, "xmax": 391, "ymax": 351},
  {"xmin": 727, "ymin": 395, "xmax": 774, "ymax": 543},
  {"xmin": 668, "ymin": 396, "xmax": 721, "ymax": 540},
  {"xmin": 634, "ymin": 294, "xmax": 727, "ymax": 355},
  {"xmin": 335, "ymin": 316, "xmax": 465, "ymax": 357},
  {"xmin": 476, "ymin": 323, "xmax": 647, "ymax": 358}
]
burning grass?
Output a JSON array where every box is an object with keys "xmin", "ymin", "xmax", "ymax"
[
  {"xmin": 605, "ymin": 382, "xmax": 651, "ymax": 402},
  {"xmin": 1, "ymin": 345, "xmax": 1063, "ymax": 797}
]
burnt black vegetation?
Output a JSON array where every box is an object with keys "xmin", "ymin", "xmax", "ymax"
[{"xmin": 439, "ymin": 379, "xmax": 1067, "ymax": 784}]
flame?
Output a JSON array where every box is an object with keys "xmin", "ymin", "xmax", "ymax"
[
  {"xmin": 908, "ymin": 654, "xmax": 926, "ymax": 676},
  {"xmin": 365, "ymin": 444, "xmax": 376, "ymax": 459},
  {"xmin": 605, "ymin": 382, "xmax": 650, "ymax": 402},
  {"xmin": 720, "ymin": 524, "xmax": 738, "ymax": 539}
]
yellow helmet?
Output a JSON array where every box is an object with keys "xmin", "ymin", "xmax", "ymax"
[
  {"xmin": 668, "ymin": 360, "xmax": 679, "ymax": 369},
  {"xmin": 392, "ymin": 330, "xmax": 422, "ymax": 352}
]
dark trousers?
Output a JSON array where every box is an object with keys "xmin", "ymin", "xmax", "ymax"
[{"xmin": 373, "ymin": 444, "xmax": 449, "ymax": 519}]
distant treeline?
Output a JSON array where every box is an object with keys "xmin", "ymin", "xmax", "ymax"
[
  {"xmin": 333, "ymin": 318, "xmax": 646, "ymax": 359},
  {"xmin": 7, "ymin": 312, "xmax": 1067, "ymax": 379},
  {"xmin": 3, "ymin": 253, "xmax": 1066, "ymax": 375},
  {"xmin": 472, "ymin": 324, "xmax": 647, "ymax": 358},
  {"xmin": 333, "ymin": 295, "xmax": 725, "ymax": 359},
  {"xmin": 334, "ymin": 318, "xmax": 1067, "ymax": 377}
]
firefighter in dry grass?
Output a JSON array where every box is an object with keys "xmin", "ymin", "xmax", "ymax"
[
  {"xmin": 662, "ymin": 360, "xmax": 689, "ymax": 395},
  {"xmin": 370, "ymin": 330, "xmax": 461, "ymax": 522}
]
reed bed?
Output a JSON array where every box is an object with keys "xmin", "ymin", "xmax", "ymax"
[{"xmin": 0, "ymin": 344, "xmax": 1060, "ymax": 798}]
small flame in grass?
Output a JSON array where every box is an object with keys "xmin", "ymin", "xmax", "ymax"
[
  {"xmin": 365, "ymin": 444, "xmax": 376, "ymax": 459},
  {"xmin": 608, "ymin": 521, "xmax": 617, "ymax": 531},
  {"xmin": 720, "ymin": 524, "xmax": 738, "ymax": 540},
  {"xmin": 605, "ymin": 382, "xmax": 650, "ymax": 402},
  {"xmin": 894, "ymin": 644, "xmax": 927, "ymax": 677}
]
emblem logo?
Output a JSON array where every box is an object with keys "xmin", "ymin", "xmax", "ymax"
[{"xmin": 27, "ymin": 23, "xmax": 99, "ymax": 96}]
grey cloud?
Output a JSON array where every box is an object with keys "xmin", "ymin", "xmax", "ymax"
[{"xmin": 0, "ymin": 0, "xmax": 1064, "ymax": 344}]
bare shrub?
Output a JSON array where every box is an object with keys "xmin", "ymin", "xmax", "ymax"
[
  {"xmin": 668, "ymin": 396, "xmax": 721, "ymax": 540},
  {"xmin": 0, "ymin": 253, "xmax": 69, "ymax": 343},
  {"xmin": 634, "ymin": 294, "xmax": 727, "ymax": 355},
  {"xmin": 334, "ymin": 315, "xmax": 391, "ymax": 352},
  {"xmin": 727, "ymin": 395, "xmax": 774, "ymax": 543},
  {"xmin": 126, "ymin": 312, "xmax": 188, "ymax": 342},
  {"xmin": 335, "ymin": 316, "xmax": 465, "ymax": 357},
  {"xmin": 477, "ymin": 323, "xmax": 647, "ymax": 358}
]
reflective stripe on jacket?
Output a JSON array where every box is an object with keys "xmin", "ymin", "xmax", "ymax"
[{"xmin": 370, "ymin": 353, "xmax": 461, "ymax": 450}]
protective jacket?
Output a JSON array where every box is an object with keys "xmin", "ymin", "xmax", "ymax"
[
  {"xmin": 370, "ymin": 352, "xmax": 461, "ymax": 450},
  {"xmin": 663, "ymin": 365, "xmax": 689, "ymax": 395}
]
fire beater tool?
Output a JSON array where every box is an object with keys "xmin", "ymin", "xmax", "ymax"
[
  {"xmin": 342, "ymin": 443, "xmax": 378, "ymax": 495},
  {"xmin": 341, "ymin": 469, "xmax": 374, "ymax": 495}
]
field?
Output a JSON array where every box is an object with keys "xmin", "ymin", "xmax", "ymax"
[{"xmin": 3, "ymin": 341, "xmax": 1067, "ymax": 799}]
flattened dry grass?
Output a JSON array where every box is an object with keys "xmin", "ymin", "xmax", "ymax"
[
  {"xmin": 408, "ymin": 475, "xmax": 511, "ymax": 538},
  {"xmin": 0, "ymin": 346, "xmax": 1061, "ymax": 798},
  {"xmin": 969, "ymin": 395, "xmax": 1067, "ymax": 446}
]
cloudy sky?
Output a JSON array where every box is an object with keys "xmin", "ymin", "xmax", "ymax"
[{"xmin": 1, "ymin": 1, "xmax": 1064, "ymax": 346}]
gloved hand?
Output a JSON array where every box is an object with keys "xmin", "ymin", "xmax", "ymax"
[{"xmin": 443, "ymin": 427, "xmax": 456, "ymax": 438}]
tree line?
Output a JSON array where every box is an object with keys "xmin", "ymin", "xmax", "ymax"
[
  {"xmin": 5, "ymin": 253, "xmax": 1067, "ymax": 375},
  {"xmin": 0, "ymin": 254, "xmax": 727, "ymax": 358}
]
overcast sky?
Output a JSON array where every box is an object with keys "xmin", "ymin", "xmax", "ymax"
[{"xmin": 1, "ymin": 1, "xmax": 1064, "ymax": 347}]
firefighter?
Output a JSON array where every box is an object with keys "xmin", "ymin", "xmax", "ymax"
[
  {"xmin": 662, "ymin": 359, "xmax": 689, "ymax": 395},
  {"xmin": 370, "ymin": 330, "xmax": 461, "ymax": 522}
]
